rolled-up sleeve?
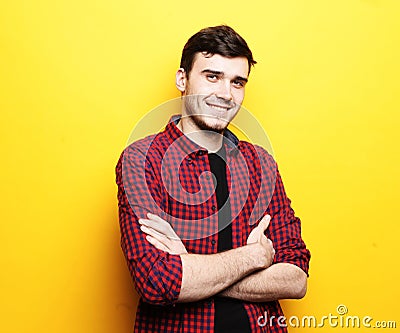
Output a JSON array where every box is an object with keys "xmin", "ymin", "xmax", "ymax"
[
  {"xmin": 267, "ymin": 164, "xmax": 311, "ymax": 276},
  {"xmin": 116, "ymin": 145, "xmax": 183, "ymax": 305}
]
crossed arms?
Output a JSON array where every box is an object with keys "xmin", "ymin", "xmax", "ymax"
[
  {"xmin": 139, "ymin": 213, "xmax": 307, "ymax": 303},
  {"xmin": 116, "ymin": 146, "xmax": 310, "ymax": 306}
]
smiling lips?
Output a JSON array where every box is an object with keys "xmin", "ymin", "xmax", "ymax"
[{"xmin": 206, "ymin": 102, "xmax": 233, "ymax": 112}]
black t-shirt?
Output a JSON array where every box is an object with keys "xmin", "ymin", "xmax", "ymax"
[{"xmin": 208, "ymin": 145, "xmax": 251, "ymax": 333}]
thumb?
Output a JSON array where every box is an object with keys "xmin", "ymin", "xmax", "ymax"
[{"xmin": 258, "ymin": 214, "xmax": 271, "ymax": 233}]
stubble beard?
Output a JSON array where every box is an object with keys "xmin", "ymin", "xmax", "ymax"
[
  {"xmin": 183, "ymin": 95, "xmax": 233, "ymax": 134},
  {"xmin": 189, "ymin": 114, "xmax": 227, "ymax": 134}
]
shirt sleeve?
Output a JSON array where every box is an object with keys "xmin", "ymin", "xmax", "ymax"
[
  {"xmin": 266, "ymin": 163, "xmax": 311, "ymax": 276},
  {"xmin": 115, "ymin": 145, "xmax": 183, "ymax": 306}
]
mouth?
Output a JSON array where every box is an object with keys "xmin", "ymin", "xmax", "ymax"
[{"xmin": 205, "ymin": 103, "xmax": 232, "ymax": 112}]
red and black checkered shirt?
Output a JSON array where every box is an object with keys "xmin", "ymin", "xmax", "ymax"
[{"xmin": 116, "ymin": 115, "xmax": 310, "ymax": 333}]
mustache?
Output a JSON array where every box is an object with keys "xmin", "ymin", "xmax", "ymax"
[{"xmin": 204, "ymin": 97, "xmax": 236, "ymax": 109}]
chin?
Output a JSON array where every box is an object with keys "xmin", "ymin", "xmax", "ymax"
[{"xmin": 192, "ymin": 114, "xmax": 229, "ymax": 133}]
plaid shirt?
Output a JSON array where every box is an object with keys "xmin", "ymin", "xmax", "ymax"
[{"xmin": 116, "ymin": 115, "xmax": 310, "ymax": 333}]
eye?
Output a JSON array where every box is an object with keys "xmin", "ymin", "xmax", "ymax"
[
  {"xmin": 232, "ymin": 80, "xmax": 245, "ymax": 88},
  {"xmin": 206, "ymin": 74, "xmax": 218, "ymax": 82}
]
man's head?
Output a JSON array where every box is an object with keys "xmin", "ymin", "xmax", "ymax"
[{"xmin": 176, "ymin": 25, "xmax": 256, "ymax": 133}]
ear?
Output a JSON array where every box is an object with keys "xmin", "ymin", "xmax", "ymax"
[{"xmin": 175, "ymin": 68, "xmax": 187, "ymax": 93}]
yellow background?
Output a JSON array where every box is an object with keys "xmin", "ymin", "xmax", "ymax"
[{"xmin": 1, "ymin": 0, "xmax": 399, "ymax": 332}]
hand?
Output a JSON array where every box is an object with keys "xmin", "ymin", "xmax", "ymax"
[
  {"xmin": 246, "ymin": 214, "xmax": 275, "ymax": 268},
  {"xmin": 138, "ymin": 213, "xmax": 188, "ymax": 255}
]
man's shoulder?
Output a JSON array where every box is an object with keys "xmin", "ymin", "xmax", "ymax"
[
  {"xmin": 120, "ymin": 129, "xmax": 171, "ymax": 160},
  {"xmin": 116, "ymin": 130, "xmax": 172, "ymax": 177}
]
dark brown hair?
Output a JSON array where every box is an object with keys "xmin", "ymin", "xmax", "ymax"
[{"xmin": 180, "ymin": 25, "xmax": 256, "ymax": 77}]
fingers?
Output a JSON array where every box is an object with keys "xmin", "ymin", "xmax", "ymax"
[
  {"xmin": 141, "ymin": 224, "xmax": 172, "ymax": 251},
  {"xmin": 147, "ymin": 213, "xmax": 167, "ymax": 224},
  {"xmin": 140, "ymin": 225, "xmax": 167, "ymax": 242},
  {"xmin": 145, "ymin": 235, "xmax": 170, "ymax": 252},
  {"xmin": 138, "ymin": 213, "xmax": 179, "ymax": 239},
  {"xmin": 140, "ymin": 220, "xmax": 188, "ymax": 255}
]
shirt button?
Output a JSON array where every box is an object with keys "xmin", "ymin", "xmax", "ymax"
[
  {"xmin": 211, "ymin": 205, "xmax": 216, "ymax": 211},
  {"xmin": 211, "ymin": 239, "xmax": 216, "ymax": 245}
]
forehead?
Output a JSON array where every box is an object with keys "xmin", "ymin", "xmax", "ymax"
[{"xmin": 191, "ymin": 53, "xmax": 249, "ymax": 78}]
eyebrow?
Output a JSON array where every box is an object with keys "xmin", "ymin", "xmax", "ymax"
[{"xmin": 201, "ymin": 69, "xmax": 248, "ymax": 83}]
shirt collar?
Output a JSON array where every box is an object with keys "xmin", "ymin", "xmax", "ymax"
[{"xmin": 164, "ymin": 115, "xmax": 239, "ymax": 156}]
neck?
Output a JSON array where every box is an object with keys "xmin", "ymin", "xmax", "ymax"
[{"xmin": 177, "ymin": 116, "xmax": 224, "ymax": 153}]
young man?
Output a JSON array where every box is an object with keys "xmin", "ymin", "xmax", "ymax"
[{"xmin": 116, "ymin": 25, "xmax": 310, "ymax": 333}]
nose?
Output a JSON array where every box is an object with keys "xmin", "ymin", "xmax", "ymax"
[{"xmin": 215, "ymin": 80, "xmax": 233, "ymax": 102}]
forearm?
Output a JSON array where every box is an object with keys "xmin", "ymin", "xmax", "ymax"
[
  {"xmin": 219, "ymin": 263, "xmax": 307, "ymax": 302},
  {"xmin": 177, "ymin": 244, "xmax": 268, "ymax": 303}
]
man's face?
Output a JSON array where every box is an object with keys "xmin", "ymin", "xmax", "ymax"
[{"xmin": 177, "ymin": 53, "xmax": 249, "ymax": 133}]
